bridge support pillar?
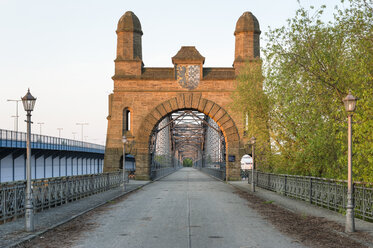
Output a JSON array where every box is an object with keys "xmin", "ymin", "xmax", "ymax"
[
  {"xmin": 225, "ymin": 141, "xmax": 241, "ymax": 181},
  {"xmin": 135, "ymin": 146, "xmax": 150, "ymax": 180},
  {"xmin": 103, "ymin": 148, "xmax": 122, "ymax": 173}
]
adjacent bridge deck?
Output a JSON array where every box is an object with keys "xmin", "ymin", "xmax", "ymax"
[{"xmin": 0, "ymin": 129, "xmax": 105, "ymax": 182}]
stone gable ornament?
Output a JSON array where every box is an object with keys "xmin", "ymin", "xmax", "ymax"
[{"xmin": 176, "ymin": 65, "xmax": 200, "ymax": 90}]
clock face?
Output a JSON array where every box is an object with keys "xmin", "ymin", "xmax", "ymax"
[{"xmin": 176, "ymin": 65, "xmax": 200, "ymax": 90}]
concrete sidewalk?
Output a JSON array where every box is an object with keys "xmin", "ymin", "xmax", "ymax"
[
  {"xmin": 0, "ymin": 180, "xmax": 149, "ymax": 248},
  {"xmin": 229, "ymin": 180, "xmax": 373, "ymax": 245}
]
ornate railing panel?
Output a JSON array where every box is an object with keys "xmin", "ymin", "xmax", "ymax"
[
  {"xmin": 244, "ymin": 170, "xmax": 372, "ymax": 221},
  {"xmin": 0, "ymin": 172, "xmax": 122, "ymax": 223}
]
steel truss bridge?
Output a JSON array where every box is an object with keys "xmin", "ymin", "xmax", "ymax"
[{"xmin": 149, "ymin": 109, "xmax": 226, "ymax": 180}]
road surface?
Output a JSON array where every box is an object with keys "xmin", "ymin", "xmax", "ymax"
[{"xmin": 71, "ymin": 168, "xmax": 303, "ymax": 248}]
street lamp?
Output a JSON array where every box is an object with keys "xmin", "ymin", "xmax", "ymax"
[
  {"xmin": 57, "ymin": 128, "xmax": 63, "ymax": 138},
  {"xmin": 37, "ymin": 122, "xmax": 44, "ymax": 136},
  {"xmin": 250, "ymin": 136, "xmax": 256, "ymax": 192},
  {"xmin": 21, "ymin": 89, "xmax": 36, "ymax": 232},
  {"xmin": 76, "ymin": 123, "xmax": 89, "ymax": 142},
  {"xmin": 7, "ymin": 99, "xmax": 21, "ymax": 132},
  {"xmin": 343, "ymin": 91, "xmax": 357, "ymax": 233},
  {"xmin": 122, "ymin": 135, "xmax": 128, "ymax": 191}
]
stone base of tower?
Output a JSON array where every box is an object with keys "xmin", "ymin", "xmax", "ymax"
[
  {"xmin": 103, "ymin": 148, "xmax": 122, "ymax": 173},
  {"xmin": 133, "ymin": 153, "xmax": 151, "ymax": 180},
  {"xmin": 227, "ymin": 166, "xmax": 241, "ymax": 181}
]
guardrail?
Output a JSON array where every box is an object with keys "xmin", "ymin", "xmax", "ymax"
[
  {"xmin": 0, "ymin": 172, "xmax": 123, "ymax": 223},
  {"xmin": 242, "ymin": 170, "xmax": 373, "ymax": 222},
  {"xmin": 194, "ymin": 159, "xmax": 226, "ymax": 180},
  {"xmin": 200, "ymin": 167, "xmax": 226, "ymax": 180},
  {"xmin": 0, "ymin": 129, "xmax": 105, "ymax": 154},
  {"xmin": 151, "ymin": 167, "xmax": 180, "ymax": 180},
  {"xmin": 150, "ymin": 155, "xmax": 181, "ymax": 180}
]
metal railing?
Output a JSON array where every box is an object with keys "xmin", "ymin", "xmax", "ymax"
[
  {"xmin": 194, "ymin": 159, "xmax": 226, "ymax": 180},
  {"xmin": 0, "ymin": 172, "xmax": 122, "ymax": 223},
  {"xmin": 0, "ymin": 129, "xmax": 105, "ymax": 154},
  {"xmin": 151, "ymin": 167, "xmax": 180, "ymax": 180},
  {"xmin": 150, "ymin": 155, "xmax": 181, "ymax": 180},
  {"xmin": 243, "ymin": 170, "xmax": 373, "ymax": 221}
]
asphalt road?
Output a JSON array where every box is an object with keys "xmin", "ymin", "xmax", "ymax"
[{"xmin": 71, "ymin": 168, "xmax": 304, "ymax": 248}]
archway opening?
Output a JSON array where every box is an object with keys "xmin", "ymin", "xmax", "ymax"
[
  {"xmin": 149, "ymin": 109, "xmax": 226, "ymax": 180},
  {"xmin": 183, "ymin": 158, "xmax": 193, "ymax": 167}
]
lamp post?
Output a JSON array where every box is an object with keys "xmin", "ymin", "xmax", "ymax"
[
  {"xmin": 57, "ymin": 128, "xmax": 63, "ymax": 138},
  {"xmin": 21, "ymin": 89, "xmax": 36, "ymax": 232},
  {"xmin": 37, "ymin": 122, "xmax": 44, "ymax": 136},
  {"xmin": 250, "ymin": 136, "xmax": 256, "ymax": 192},
  {"xmin": 7, "ymin": 99, "xmax": 21, "ymax": 132},
  {"xmin": 343, "ymin": 91, "xmax": 357, "ymax": 233},
  {"xmin": 122, "ymin": 135, "xmax": 128, "ymax": 191},
  {"xmin": 76, "ymin": 123, "xmax": 89, "ymax": 142}
]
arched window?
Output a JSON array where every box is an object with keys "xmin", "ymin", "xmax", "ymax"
[{"xmin": 123, "ymin": 108, "xmax": 131, "ymax": 134}]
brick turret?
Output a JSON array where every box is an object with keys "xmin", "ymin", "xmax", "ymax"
[
  {"xmin": 234, "ymin": 12, "xmax": 261, "ymax": 73},
  {"xmin": 115, "ymin": 11, "xmax": 143, "ymax": 77}
]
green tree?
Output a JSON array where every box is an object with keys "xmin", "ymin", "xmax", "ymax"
[
  {"xmin": 234, "ymin": 0, "xmax": 372, "ymax": 181},
  {"xmin": 231, "ymin": 60, "xmax": 271, "ymax": 170},
  {"xmin": 155, "ymin": 155, "xmax": 167, "ymax": 165},
  {"xmin": 183, "ymin": 158, "xmax": 193, "ymax": 167}
]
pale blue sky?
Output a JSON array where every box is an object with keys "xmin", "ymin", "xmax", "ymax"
[{"xmin": 0, "ymin": 0, "xmax": 345, "ymax": 145}]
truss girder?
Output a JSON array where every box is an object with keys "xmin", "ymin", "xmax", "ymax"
[{"xmin": 150, "ymin": 109, "xmax": 226, "ymax": 173}]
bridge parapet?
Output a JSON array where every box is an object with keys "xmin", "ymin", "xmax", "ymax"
[
  {"xmin": 0, "ymin": 129, "xmax": 105, "ymax": 182},
  {"xmin": 244, "ymin": 170, "xmax": 373, "ymax": 222},
  {"xmin": 0, "ymin": 129, "xmax": 104, "ymax": 154},
  {"xmin": 0, "ymin": 171, "xmax": 122, "ymax": 223}
]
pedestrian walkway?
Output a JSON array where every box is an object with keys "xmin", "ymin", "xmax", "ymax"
[
  {"xmin": 229, "ymin": 180, "xmax": 373, "ymax": 245},
  {"xmin": 230, "ymin": 180, "xmax": 373, "ymax": 234},
  {"xmin": 0, "ymin": 180, "xmax": 149, "ymax": 248},
  {"xmin": 68, "ymin": 168, "xmax": 303, "ymax": 248}
]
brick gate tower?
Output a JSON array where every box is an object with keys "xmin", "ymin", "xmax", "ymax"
[{"xmin": 104, "ymin": 11, "xmax": 261, "ymax": 180}]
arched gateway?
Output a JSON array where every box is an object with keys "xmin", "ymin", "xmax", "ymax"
[{"xmin": 104, "ymin": 11, "xmax": 261, "ymax": 180}]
